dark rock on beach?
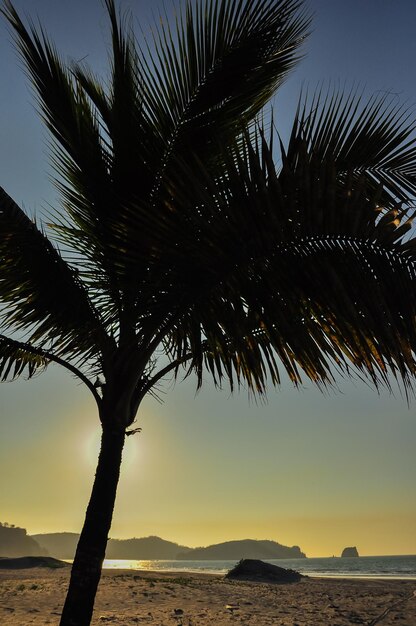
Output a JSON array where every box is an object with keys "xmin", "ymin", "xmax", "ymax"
[
  {"xmin": 0, "ymin": 556, "xmax": 68, "ymax": 569},
  {"xmin": 225, "ymin": 558, "xmax": 303, "ymax": 583}
]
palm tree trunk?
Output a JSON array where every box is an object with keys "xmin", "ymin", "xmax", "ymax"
[{"xmin": 59, "ymin": 425, "xmax": 125, "ymax": 626}]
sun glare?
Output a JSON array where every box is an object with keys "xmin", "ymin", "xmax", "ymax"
[{"xmin": 84, "ymin": 428, "xmax": 140, "ymax": 472}]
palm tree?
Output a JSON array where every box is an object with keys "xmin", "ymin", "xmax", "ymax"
[{"xmin": 1, "ymin": 0, "xmax": 416, "ymax": 623}]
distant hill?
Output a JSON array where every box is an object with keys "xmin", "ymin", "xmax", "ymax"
[
  {"xmin": 176, "ymin": 539, "xmax": 306, "ymax": 560},
  {"xmin": 32, "ymin": 533, "xmax": 79, "ymax": 560},
  {"xmin": 33, "ymin": 533, "xmax": 191, "ymax": 560},
  {"xmin": 106, "ymin": 536, "xmax": 191, "ymax": 560},
  {"xmin": 32, "ymin": 533, "xmax": 306, "ymax": 561},
  {"xmin": 0, "ymin": 523, "xmax": 47, "ymax": 558}
]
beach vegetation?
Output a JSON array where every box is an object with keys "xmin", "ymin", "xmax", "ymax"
[{"xmin": 1, "ymin": 0, "xmax": 416, "ymax": 624}]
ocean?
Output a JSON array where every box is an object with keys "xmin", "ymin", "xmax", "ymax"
[{"xmin": 100, "ymin": 555, "xmax": 416, "ymax": 579}]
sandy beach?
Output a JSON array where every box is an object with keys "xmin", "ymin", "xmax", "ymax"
[{"xmin": 0, "ymin": 567, "xmax": 415, "ymax": 625}]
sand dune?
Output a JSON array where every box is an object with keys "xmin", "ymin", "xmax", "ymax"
[{"xmin": 0, "ymin": 567, "xmax": 415, "ymax": 625}]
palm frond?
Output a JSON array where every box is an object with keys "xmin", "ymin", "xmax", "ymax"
[
  {"xmin": 1, "ymin": 0, "xmax": 308, "ymax": 312},
  {"xmin": 1, "ymin": 1, "xmax": 127, "ymax": 310},
  {"xmin": 0, "ymin": 334, "xmax": 49, "ymax": 381},
  {"xmin": 141, "ymin": 0, "xmax": 310, "ymax": 195},
  {"xmin": 285, "ymin": 87, "xmax": 416, "ymax": 206},
  {"xmin": 167, "ymin": 238, "xmax": 416, "ymax": 395},
  {"xmin": 0, "ymin": 188, "xmax": 109, "ymax": 362},
  {"xmin": 70, "ymin": 0, "xmax": 310, "ymax": 291},
  {"xmin": 156, "ymin": 126, "xmax": 416, "ymax": 394}
]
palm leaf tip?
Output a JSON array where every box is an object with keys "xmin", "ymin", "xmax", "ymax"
[
  {"xmin": 0, "ymin": 335, "xmax": 49, "ymax": 381},
  {"xmin": 288, "ymin": 86, "xmax": 416, "ymax": 206}
]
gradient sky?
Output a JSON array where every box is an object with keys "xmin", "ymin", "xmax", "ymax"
[{"xmin": 0, "ymin": 0, "xmax": 415, "ymax": 558}]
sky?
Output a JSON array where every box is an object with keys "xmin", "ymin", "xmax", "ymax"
[{"xmin": 0, "ymin": 0, "xmax": 415, "ymax": 558}]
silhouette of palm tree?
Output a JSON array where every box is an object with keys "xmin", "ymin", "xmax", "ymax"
[{"xmin": 1, "ymin": 1, "xmax": 416, "ymax": 624}]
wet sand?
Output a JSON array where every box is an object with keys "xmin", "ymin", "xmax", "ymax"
[{"xmin": 0, "ymin": 567, "xmax": 415, "ymax": 625}]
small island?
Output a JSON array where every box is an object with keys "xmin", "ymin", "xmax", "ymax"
[{"xmin": 341, "ymin": 546, "xmax": 359, "ymax": 557}]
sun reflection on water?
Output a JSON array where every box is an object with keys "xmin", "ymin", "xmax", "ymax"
[{"xmin": 102, "ymin": 559, "xmax": 153, "ymax": 570}]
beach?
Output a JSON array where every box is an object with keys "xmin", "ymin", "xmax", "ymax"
[{"xmin": 0, "ymin": 568, "xmax": 415, "ymax": 625}]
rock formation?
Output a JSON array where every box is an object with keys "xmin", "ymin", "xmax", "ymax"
[
  {"xmin": 341, "ymin": 546, "xmax": 359, "ymax": 557},
  {"xmin": 226, "ymin": 559, "xmax": 302, "ymax": 583}
]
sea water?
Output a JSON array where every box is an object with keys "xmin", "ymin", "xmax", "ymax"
[{"xmin": 100, "ymin": 555, "xmax": 416, "ymax": 579}]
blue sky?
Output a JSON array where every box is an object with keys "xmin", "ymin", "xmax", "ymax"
[{"xmin": 0, "ymin": 0, "xmax": 415, "ymax": 556}]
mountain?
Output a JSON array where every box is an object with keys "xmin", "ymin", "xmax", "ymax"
[
  {"xmin": 32, "ymin": 533, "xmax": 79, "ymax": 560},
  {"xmin": 33, "ymin": 533, "xmax": 191, "ymax": 560},
  {"xmin": 0, "ymin": 523, "xmax": 47, "ymax": 557},
  {"xmin": 106, "ymin": 536, "xmax": 191, "ymax": 560},
  {"xmin": 32, "ymin": 533, "xmax": 306, "ymax": 560},
  {"xmin": 176, "ymin": 539, "xmax": 306, "ymax": 560}
]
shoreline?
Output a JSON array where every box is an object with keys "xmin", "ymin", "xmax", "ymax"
[
  {"xmin": 103, "ymin": 566, "xmax": 416, "ymax": 581},
  {"xmin": 52, "ymin": 553, "xmax": 416, "ymax": 582},
  {"xmin": 1, "ymin": 567, "xmax": 415, "ymax": 625},
  {"xmin": 96, "ymin": 562, "xmax": 416, "ymax": 582}
]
